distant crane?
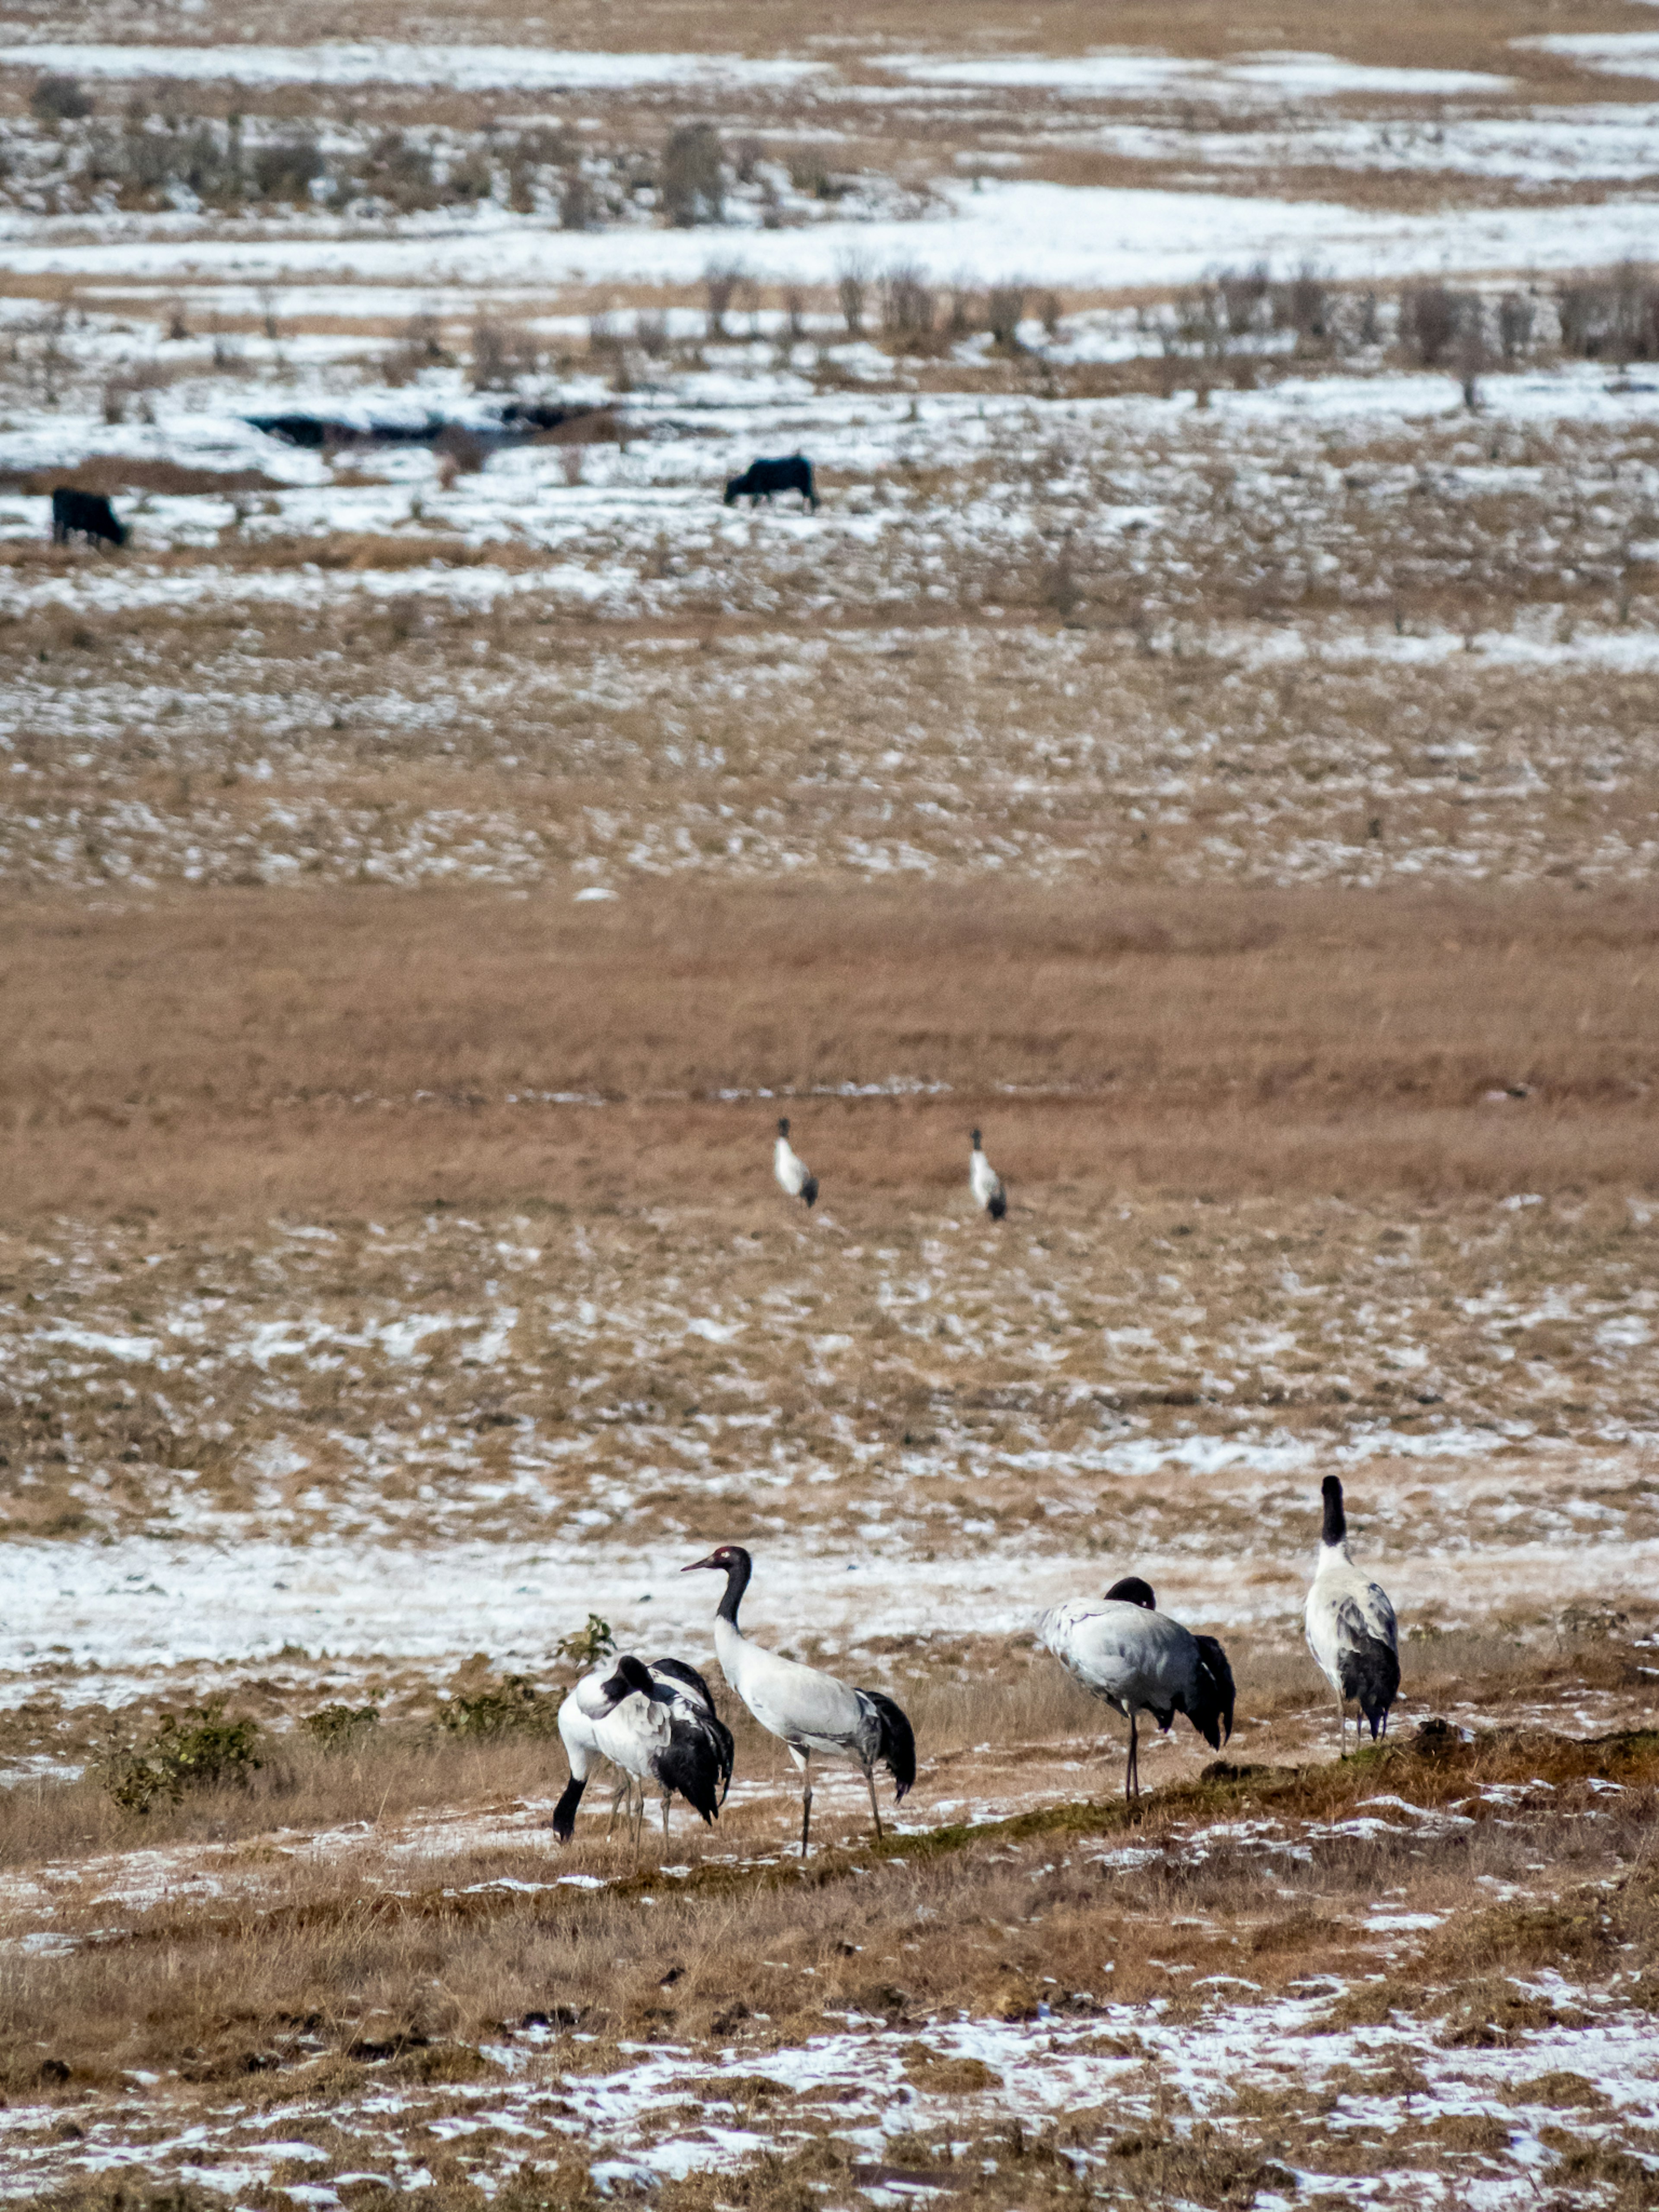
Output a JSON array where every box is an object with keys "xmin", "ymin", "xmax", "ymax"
[
  {"xmin": 551, "ymin": 1654, "xmax": 733, "ymax": 1857},
  {"xmin": 683, "ymin": 1544, "xmax": 914, "ymax": 1855},
  {"xmin": 969, "ymin": 1128, "xmax": 1007, "ymax": 1220},
  {"xmin": 1305, "ymin": 1476, "xmax": 1399, "ymax": 1751},
  {"xmin": 1038, "ymin": 1576, "xmax": 1236, "ymax": 1803},
  {"xmin": 773, "ymin": 1118, "xmax": 819, "ymax": 1208}
]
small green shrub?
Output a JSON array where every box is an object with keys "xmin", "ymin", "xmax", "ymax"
[
  {"xmin": 440, "ymin": 1673, "xmax": 558, "ymax": 1739},
  {"xmin": 301, "ymin": 1702, "xmax": 380, "ymax": 1751},
  {"xmin": 98, "ymin": 1702, "xmax": 263, "ymax": 1814},
  {"xmin": 555, "ymin": 1613, "xmax": 616, "ymax": 1669}
]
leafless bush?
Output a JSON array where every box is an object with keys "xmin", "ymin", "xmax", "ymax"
[
  {"xmin": 100, "ymin": 361, "xmax": 171, "ymax": 425},
  {"xmin": 782, "ymin": 286, "xmax": 808, "ymax": 343},
  {"xmin": 1218, "ymin": 261, "xmax": 1271, "ymax": 338},
  {"xmin": 1497, "ymin": 290, "xmax": 1535, "ymax": 362},
  {"xmin": 662, "ymin": 121, "xmax": 723, "ymax": 227},
  {"xmin": 351, "ymin": 129, "xmax": 440, "ymax": 213},
  {"xmin": 986, "ymin": 281, "xmax": 1026, "ymax": 348},
  {"xmin": 1038, "ymin": 290, "xmax": 1064, "ymax": 341},
  {"xmin": 1557, "ymin": 263, "xmax": 1659, "ymax": 366},
  {"xmin": 249, "ymin": 133, "xmax": 325, "ymax": 204},
  {"xmin": 1272, "ymin": 263, "xmax": 1332, "ymax": 350},
  {"xmin": 434, "ymin": 424, "xmax": 489, "ymax": 477},
  {"xmin": 881, "ymin": 261, "xmax": 935, "ymax": 343},
  {"xmin": 470, "ymin": 316, "xmax": 540, "ymax": 391},
  {"xmin": 209, "ymin": 315, "xmax": 242, "ymax": 371},
  {"xmin": 31, "ymin": 72, "xmax": 92, "ymax": 124},
  {"xmin": 945, "ymin": 278, "xmax": 982, "ymax": 337},
  {"xmin": 162, "ymin": 296, "xmax": 190, "ymax": 343},
  {"xmin": 1455, "ymin": 305, "xmax": 1490, "ymax": 411},
  {"xmin": 836, "ymin": 254, "xmax": 871, "ymax": 336},
  {"xmin": 560, "ymin": 445, "xmax": 586, "ymax": 486},
  {"xmin": 1400, "ymin": 283, "xmax": 1473, "ymax": 368},
  {"xmin": 731, "ymin": 134, "xmax": 763, "ymax": 185},
  {"xmin": 704, "ymin": 259, "xmax": 745, "ymax": 338},
  {"xmin": 588, "ymin": 308, "xmax": 623, "ymax": 359},
  {"xmin": 636, "ymin": 308, "xmax": 671, "ymax": 356},
  {"xmin": 558, "ymin": 170, "xmax": 593, "ymax": 231},
  {"xmin": 381, "ymin": 310, "xmax": 447, "ymax": 387}
]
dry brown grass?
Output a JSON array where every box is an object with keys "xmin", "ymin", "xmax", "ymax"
[{"xmin": 2, "ymin": 881, "xmax": 1656, "ymax": 1218}]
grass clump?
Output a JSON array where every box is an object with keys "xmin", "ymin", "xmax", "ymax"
[
  {"xmin": 439, "ymin": 1673, "xmax": 559, "ymax": 1740},
  {"xmin": 555, "ymin": 1614, "xmax": 617, "ymax": 1669},
  {"xmin": 96, "ymin": 1702, "xmax": 262, "ymax": 1814}
]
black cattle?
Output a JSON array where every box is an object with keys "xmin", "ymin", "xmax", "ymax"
[
  {"xmin": 724, "ymin": 454, "xmax": 818, "ymax": 511},
  {"xmin": 51, "ymin": 487, "xmax": 127, "ymax": 549}
]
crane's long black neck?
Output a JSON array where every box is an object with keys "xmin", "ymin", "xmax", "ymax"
[
  {"xmin": 715, "ymin": 1551, "xmax": 752, "ymax": 1626},
  {"xmin": 1321, "ymin": 1481, "xmax": 1347, "ymax": 1548}
]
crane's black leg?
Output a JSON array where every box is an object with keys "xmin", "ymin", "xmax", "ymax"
[
  {"xmin": 864, "ymin": 1767, "xmax": 884, "ymax": 1842},
  {"xmin": 800, "ymin": 1754, "xmax": 813, "ymax": 1858}
]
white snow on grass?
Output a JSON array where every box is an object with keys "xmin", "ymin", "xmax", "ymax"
[
  {"xmin": 0, "ymin": 42, "xmax": 826, "ymax": 90},
  {"xmin": 4, "ymin": 180, "xmax": 1659, "ymax": 292},
  {"xmin": 3, "ymin": 1521, "xmax": 1657, "ymax": 1705},
  {"xmin": 883, "ymin": 49, "xmax": 1513, "ymax": 100},
  {"xmin": 1523, "ymin": 32, "xmax": 1659, "ymax": 83}
]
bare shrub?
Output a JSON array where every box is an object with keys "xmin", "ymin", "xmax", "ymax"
[
  {"xmin": 433, "ymin": 424, "xmax": 489, "ymax": 476},
  {"xmin": 162, "ymin": 296, "xmax": 189, "ymax": 343},
  {"xmin": 100, "ymin": 361, "xmax": 171, "ymax": 425},
  {"xmin": 986, "ymin": 280, "xmax": 1026, "ymax": 348},
  {"xmin": 1455, "ymin": 305, "xmax": 1490, "ymax": 411},
  {"xmin": 353, "ymin": 129, "xmax": 441, "ymax": 213},
  {"xmin": 1038, "ymin": 289, "xmax": 1064, "ymax": 341},
  {"xmin": 881, "ymin": 261, "xmax": 935, "ymax": 343},
  {"xmin": 31, "ymin": 71, "xmax": 92, "ymax": 125},
  {"xmin": 1497, "ymin": 290, "xmax": 1535, "ymax": 362},
  {"xmin": 588, "ymin": 308, "xmax": 623, "ymax": 359},
  {"xmin": 1218, "ymin": 261, "xmax": 1271, "ymax": 338},
  {"xmin": 704, "ymin": 258, "xmax": 745, "ymax": 338},
  {"xmin": 782, "ymin": 285, "xmax": 808, "ymax": 343},
  {"xmin": 945, "ymin": 278, "xmax": 983, "ymax": 337},
  {"xmin": 662, "ymin": 121, "xmax": 723, "ymax": 227},
  {"xmin": 470, "ymin": 316, "xmax": 540, "ymax": 390},
  {"xmin": 636, "ymin": 307, "xmax": 671, "ymax": 356},
  {"xmin": 836, "ymin": 254, "xmax": 871, "ymax": 336},
  {"xmin": 250, "ymin": 132, "xmax": 325, "ymax": 204},
  {"xmin": 382, "ymin": 310, "xmax": 446, "ymax": 385},
  {"xmin": 1557, "ymin": 263, "xmax": 1659, "ymax": 366},
  {"xmin": 560, "ymin": 445, "xmax": 586, "ymax": 486},
  {"xmin": 1400, "ymin": 283, "xmax": 1472, "ymax": 368},
  {"xmin": 1272, "ymin": 263, "xmax": 1331, "ymax": 350},
  {"xmin": 558, "ymin": 169, "xmax": 593, "ymax": 231}
]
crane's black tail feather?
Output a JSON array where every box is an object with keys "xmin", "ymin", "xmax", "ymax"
[
  {"xmin": 858, "ymin": 1688, "xmax": 917, "ymax": 1799},
  {"xmin": 988, "ymin": 1190, "xmax": 1007, "ymax": 1220},
  {"xmin": 550, "ymin": 1774, "xmax": 586, "ymax": 1843},
  {"xmin": 657, "ymin": 1722, "xmax": 724, "ymax": 1825},
  {"xmin": 1340, "ymin": 1637, "xmax": 1401, "ymax": 1741},
  {"xmin": 1187, "ymin": 1634, "xmax": 1236, "ymax": 1753},
  {"xmin": 802, "ymin": 1175, "xmax": 819, "ymax": 1208}
]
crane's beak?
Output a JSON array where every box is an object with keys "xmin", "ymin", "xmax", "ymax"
[{"xmin": 682, "ymin": 1554, "xmax": 722, "ymax": 1573}]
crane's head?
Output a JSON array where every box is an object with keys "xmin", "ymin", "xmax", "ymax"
[
  {"xmin": 777, "ymin": 1117, "xmax": 790, "ymax": 1137},
  {"xmin": 683, "ymin": 1544, "xmax": 751, "ymax": 1576},
  {"xmin": 604, "ymin": 1653, "xmax": 655, "ymax": 1702},
  {"xmin": 1105, "ymin": 1575, "xmax": 1156, "ymax": 1610},
  {"xmin": 970, "ymin": 1128, "xmax": 982, "ymax": 1148}
]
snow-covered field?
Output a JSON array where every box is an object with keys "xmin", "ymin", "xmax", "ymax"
[{"xmin": 3, "ymin": 11, "xmax": 1659, "ymax": 2205}]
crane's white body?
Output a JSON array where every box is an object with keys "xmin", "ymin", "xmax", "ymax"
[
  {"xmin": 559, "ymin": 1662, "xmax": 671, "ymax": 1793},
  {"xmin": 713, "ymin": 1613, "xmax": 877, "ymax": 1764},
  {"xmin": 685, "ymin": 1546, "xmax": 914, "ymax": 1855},
  {"xmin": 1306, "ymin": 1539, "xmax": 1398, "ymax": 1747},
  {"xmin": 970, "ymin": 1140, "xmax": 1005, "ymax": 1216},
  {"xmin": 774, "ymin": 1131, "xmax": 812, "ymax": 1200},
  {"xmin": 1037, "ymin": 1589, "xmax": 1233, "ymax": 1800},
  {"xmin": 554, "ymin": 1656, "xmax": 729, "ymax": 1851},
  {"xmin": 1040, "ymin": 1599, "xmax": 1208, "ymax": 1727}
]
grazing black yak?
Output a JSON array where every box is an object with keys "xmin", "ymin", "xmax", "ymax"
[
  {"xmin": 723, "ymin": 454, "xmax": 818, "ymax": 511},
  {"xmin": 51, "ymin": 488, "xmax": 127, "ymax": 548}
]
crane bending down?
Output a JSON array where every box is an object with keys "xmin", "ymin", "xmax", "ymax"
[
  {"xmin": 969, "ymin": 1129, "xmax": 1007, "ymax": 1220},
  {"xmin": 1305, "ymin": 1475, "xmax": 1399, "ymax": 1752},
  {"xmin": 1038, "ymin": 1576, "xmax": 1235, "ymax": 1803},
  {"xmin": 551, "ymin": 1654, "xmax": 734, "ymax": 1856},
  {"xmin": 773, "ymin": 1119, "xmax": 818, "ymax": 1208},
  {"xmin": 683, "ymin": 1545, "xmax": 915, "ymax": 1856}
]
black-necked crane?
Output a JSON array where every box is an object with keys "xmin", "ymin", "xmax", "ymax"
[
  {"xmin": 1305, "ymin": 1475, "xmax": 1399, "ymax": 1752},
  {"xmin": 551, "ymin": 1653, "xmax": 734, "ymax": 1857},
  {"xmin": 1038, "ymin": 1576, "xmax": 1235, "ymax": 1802},
  {"xmin": 773, "ymin": 1118, "xmax": 818, "ymax": 1208},
  {"xmin": 683, "ymin": 1544, "xmax": 914, "ymax": 1855},
  {"xmin": 969, "ymin": 1128, "xmax": 1007, "ymax": 1220}
]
